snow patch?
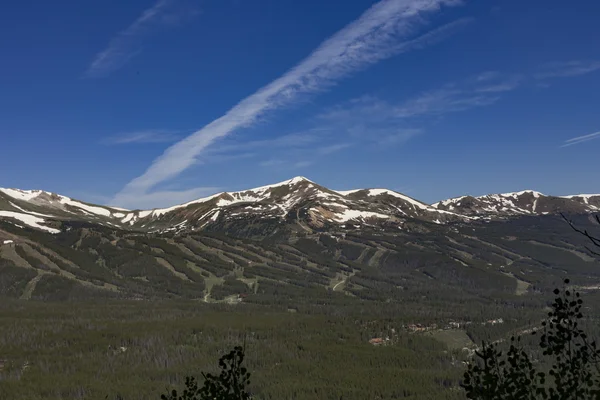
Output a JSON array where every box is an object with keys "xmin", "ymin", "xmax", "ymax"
[
  {"xmin": 562, "ymin": 194, "xmax": 600, "ymax": 204},
  {"xmin": 432, "ymin": 196, "xmax": 468, "ymax": 208},
  {"xmin": 333, "ymin": 210, "xmax": 390, "ymax": 223},
  {"xmin": 499, "ymin": 190, "xmax": 544, "ymax": 198},
  {"xmin": 150, "ymin": 192, "xmax": 223, "ymax": 217},
  {"xmin": 0, "ymin": 188, "xmax": 43, "ymax": 201},
  {"xmin": 9, "ymin": 202, "xmax": 56, "ymax": 218},
  {"xmin": 0, "ymin": 211, "xmax": 60, "ymax": 233},
  {"xmin": 334, "ymin": 189, "xmax": 363, "ymax": 196},
  {"xmin": 56, "ymin": 198, "xmax": 111, "ymax": 217},
  {"xmin": 121, "ymin": 213, "xmax": 134, "ymax": 223},
  {"xmin": 366, "ymin": 189, "xmax": 431, "ymax": 210}
]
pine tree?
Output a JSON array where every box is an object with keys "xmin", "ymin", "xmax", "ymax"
[
  {"xmin": 463, "ymin": 213, "xmax": 600, "ymax": 399},
  {"xmin": 161, "ymin": 346, "xmax": 252, "ymax": 400}
]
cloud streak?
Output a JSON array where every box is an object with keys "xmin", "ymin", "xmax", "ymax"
[
  {"xmin": 113, "ymin": 0, "xmax": 468, "ymax": 207},
  {"xmin": 561, "ymin": 131, "xmax": 600, "ymax": 147},
  {"xmin": 85, "ymin": 0, "xmax": 197, "ymax": 78},
  {"xmin": 535, "ymin": 60, "xmax": 600, "ymax": 79},
  {"xmin": 103, "ymin": 130, "xmax": 180, "ymax": 145},
  {"xmin": 395, "ymin": 86, "xmax": 500, "ymax": 117},
  {"xmin": 322, "ymin": 71, "xmax": 515, "ymax": 125}
]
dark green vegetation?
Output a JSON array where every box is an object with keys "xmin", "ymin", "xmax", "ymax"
[
  {"xmin": 0, "ymin": 213, "xmax": 599, "ymax": 399},
  {"xmin": 161, "ymin": 346, "xmax": 252, "ymax": 400},
  {"xmin": 1, "ymin": 214, "xmax": 599, "ymax": 303},
  {"xmin": 463, "ymin": 280, "xmax": 600, "ymax": 399},
  {"xmin": 0, "ymin": 300, "xmax": 469, "ymax": 400}
]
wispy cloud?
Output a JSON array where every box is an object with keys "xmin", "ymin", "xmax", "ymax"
[
  {"xmin": 535, "ymin": 60, "xmax": 600, "ymax": 79},
  {"xmin": 113, "ymin": 0, "xmax": 469, "ymax": 208},
  {"xmin": 214, "ymin": 131, "xmax": 349, "ymax": 170},
  {"xmin": 475, "ymin": 71, "xmax": 500, "ymax": 82},
  {"xmin": 395, "ymin": 86, "xmax": 500, "ymax": 117},
  {"xmin": 316, "ymin": 143, "xmax": 354, "ymax": 155},
  {"xmin": 474, "ymin": 76, "xmax": 522, "ymax": 93},
  {"xmin": 395, "ymin": 72, "xmax": 522, "ymax": 117},
  {"xmin": 293, "ymin": 160, "xmax": 313, "ymax": 168},
  {"xmin": 375, "ymin": 129, "xmax": 422, "ymax": 145},
  {"xmin": 208, "ymin": 130, "xmax": 327, "ymax": 154},
  {"xmin": 322, "ymin": 71, "xmax": 517, "ymax": 125},
  {"xmin": 103, "ymin": 130, "xmax": 180, "ymax": 145},
  {"xmin": 259, "ymin": 159, "xmax": 285, "ymax": 168},
  {"xmin": 85, "ymin": 0, "xmax": 198, "ymax": 78},
  {"xmin": 312, "ymin": 71, "xmax": 520, "ymax": 150},
  {"xmin": 318, "ymin": 96, "xmax": 424, "ymax": 145},
  {"xmin": 561, "ymin": 131, "xmax": 600, "ymax": 148}
]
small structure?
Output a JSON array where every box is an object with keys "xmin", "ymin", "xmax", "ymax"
[
  {"xmin": 408, "ymin": 323, "xmax": 428, "ymax": 332},
  {"xmin": 369, "ymin": 338, "xmax": 384, "ymax": 346},
  {"xmin": 2, "ymin": 240, "xmax": 14, "ymax": 245}
]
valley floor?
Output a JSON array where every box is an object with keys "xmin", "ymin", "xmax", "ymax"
[{"xmin": 0, "ymin": 297, "xmax": 552, "ymax": 400}]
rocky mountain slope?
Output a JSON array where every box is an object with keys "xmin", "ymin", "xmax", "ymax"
[
  {"xmin": 1, "ymin": 177, "xmax": 598, "ymax": 237},
  {"xmin": 0, "ymin": 177, "xmax": 598, "ymax": 303},
  {"xmin": 432, "ymin": 190, "xmax": 600, "ymax": 218}
]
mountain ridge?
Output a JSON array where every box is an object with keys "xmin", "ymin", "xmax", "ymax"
[
  {"xmin": 1, "ymin": 177, "xmax": 598, "ymax": 235},
  {"xmin": 1, "ymin": 176, "xmax": 599, "ymax": 303}
]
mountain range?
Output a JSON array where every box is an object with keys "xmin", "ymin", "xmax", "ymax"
[
  {"xmin": 1, "ymin": 176, "xmax": 598, "ymax": 236},
  {"xmin": 0, "ymin": 176, "xmax": 599, "ymax": 303}
]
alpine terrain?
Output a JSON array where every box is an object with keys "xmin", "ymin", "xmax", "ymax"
[{"xmin": 1, "ymin": 176, "xmax": 599, "ymax": 303}]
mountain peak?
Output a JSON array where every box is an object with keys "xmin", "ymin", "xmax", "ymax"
[
  {"xmin": 288, "ymin": 176, "xmax": 312, "ymax": 184},
  {"xmin": 1, "ymin": 179, "xmax": 599, "ymax": 235},
  {"xmin": 497, "ymin": 190, "xmax": 544, "ymax": 198}
]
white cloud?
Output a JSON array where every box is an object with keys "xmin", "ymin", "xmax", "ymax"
[
  {"xmin": 104, "ymin": 130, "xmax": 180, "ymax": 144},
  {"xmin": 393, "ymin": 72, "xmax": 522, "ymax": 118},
  {"xmin": 375, "ymin": 129, "xmax": 422, "ymax": 145},
  {"xmin": 85, "ymin": 0, "xmax": 198, "ymax": 78},
  {"xmin": 475, "ymin": 71, "xmax": 500, "ymax": 82},
  {"xmin": 312, "ymin": 71, "xmax": 520, "ymax": 150},
  {"xmin": 474, "ymin": 76, "xmax": 522, "ymax": 93},
  {"xmin": 293, "ymin": 160, "xmax": 313, "ymax": 168},
  {"xmin": 316, "ymin": 143, "xmax": 354, "ymax": 155},
  {"xmin": 535, "ymin": 60, "xmax": 600, "ymax": 79},
  {"xmin": 113, "ymin": 0, "xmax": 469, "ymax": 207},
  {"xmin": 259, "ymin": 159, "xmax": 284, "ymax": 168},
  {"xmin": 561, "ymin": 131, "xmax": 600, "ymax": 148},
  {"xmin": 323, "ymin": 71, "xmax": 520, "ymax": 124},
  {"xmin": 395, "ymin": 86, "xmax": 500, "ymax": 117},
  {"xmin": 209, "ymin": 130, "xmax": 327, "ymax": 154}
]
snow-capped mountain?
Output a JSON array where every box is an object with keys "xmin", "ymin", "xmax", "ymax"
[
  {"xmin": 0, "ymin": 178, "xmax": 598, "ymax": 235},
  {"xmin": 562, "ymin": 194, "xmax": 600, "ymax": 210},
  {"xmin": 0, "ymin": 188, "xmax": 129, "ymax": 233},
  {"xmin": 432, "ymin": 190, "xmax": 600, "ymax": 217},
  {"xmin": 114, "ymin": 177, "xmax": 465, "ymax": 235}
]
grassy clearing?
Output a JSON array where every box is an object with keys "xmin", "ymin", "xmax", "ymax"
[{"xmin": 426, "ymin": 329, "xmax": 475, "ymax": 351}]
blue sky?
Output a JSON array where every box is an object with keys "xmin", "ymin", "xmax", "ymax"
[{"xmin": 1, "ymin": 0, "xmax": 599, "ymax": 209}]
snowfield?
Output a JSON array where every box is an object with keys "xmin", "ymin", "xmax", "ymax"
[{"xmin": 0, "ymin": 211, "xmax": 60, "ymax": 233}]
